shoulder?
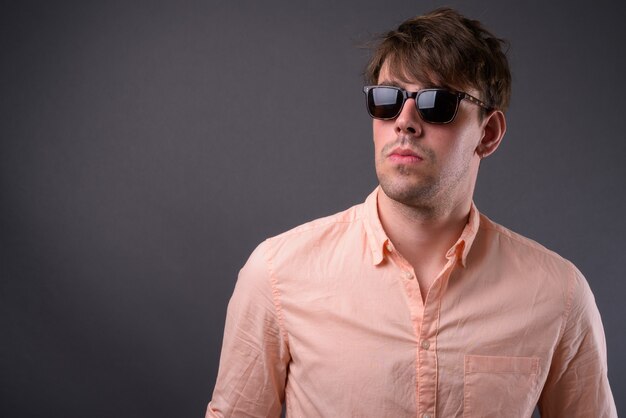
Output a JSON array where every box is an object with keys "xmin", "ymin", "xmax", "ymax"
[
  {"xmin": 475, "ymin": 213, "xmax": 590, "ymax": 301},
  {"xmin": 237, "ymin": 199, "xmax": 370, "ymax": 287},
  {"xmin": 262, "ymin": 201, "xmax": 367, "ymax": 259},
  {"xmin": 476, "ymin": 213, "xmax": 599, "ymax": 324},
  {"xmin": 477, "ymin": 212, "xmax": 578, "ymax": 273}
]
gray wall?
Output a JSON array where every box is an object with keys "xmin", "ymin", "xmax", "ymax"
[{"xmin": 1, "ymin": 0, "xmax": 624, "ymax": 416}]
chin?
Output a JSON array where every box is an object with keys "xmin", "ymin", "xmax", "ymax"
[{"xmin": 378, "ymin": 177, "xmax": 438, "ymax": 206}]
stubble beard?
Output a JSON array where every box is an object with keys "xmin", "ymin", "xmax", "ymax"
[
  {"xmin": 375, "ymin": 143, "xmax": 475, "ymax": 218},
  {"xmin": 377, "ymin": 163, "xmax": 440, "ymax": 210}
]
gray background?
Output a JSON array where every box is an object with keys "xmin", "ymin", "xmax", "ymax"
[{"xmin": 1, "ymin": 0, "xmax": 624, "ymax": 417}]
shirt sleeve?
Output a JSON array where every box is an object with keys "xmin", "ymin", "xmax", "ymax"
[
  {"xmin": 538, "ymin": 266, "xmax": 617, "ymax": 417},
  {"xmin": 206, "ymin": 240, "xmax": 290, "ymax": 418}
]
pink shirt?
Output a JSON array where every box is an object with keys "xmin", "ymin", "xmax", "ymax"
[{"xmin": 207, "ymin": 188, "xmax": 616, "ymax": 417}]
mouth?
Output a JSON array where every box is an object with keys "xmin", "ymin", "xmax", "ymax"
[{"xmin": 387, "ymin": 147, "xmax": 424, "ymax": 164}]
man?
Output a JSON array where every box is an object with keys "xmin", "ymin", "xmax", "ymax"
[{"xmin": 207, "ymin": 8, "xmax": 616, "ymax": 417}]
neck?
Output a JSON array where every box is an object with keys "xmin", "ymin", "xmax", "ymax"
[{"xmin": 377, "ymin": 188, "xmax": 472, "ymax": 263}]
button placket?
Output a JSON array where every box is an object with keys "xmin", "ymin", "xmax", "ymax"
[{"xmin": 417, "ymin": 273, "xmax": 445, "ymax": 417}]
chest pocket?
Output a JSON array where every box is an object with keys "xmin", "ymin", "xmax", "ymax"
[{"xmin": 463, "ymin": 355, "xmax": 540, "ymax": 418}]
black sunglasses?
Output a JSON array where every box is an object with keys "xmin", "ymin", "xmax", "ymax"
[{"xmin": 363, "ymin": 85, "xmax": 491, "ymax": 124}]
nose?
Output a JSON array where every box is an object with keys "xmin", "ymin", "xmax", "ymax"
[{"xmin": 394, "ymin": 98, "xmax": 423, "ymax": 136}]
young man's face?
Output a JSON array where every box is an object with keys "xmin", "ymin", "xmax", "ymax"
[{"xmin": 372, "ymin": 61, "xmax": 487, "ymax": 212}]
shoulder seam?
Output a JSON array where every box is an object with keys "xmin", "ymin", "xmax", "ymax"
[
  {"xmin": 554, "ymin": 261, "xmax": 578, "ymax": 354},
  {"xmin": 262, "ymin": 238, "xmax": 290, "ymax": 351}
]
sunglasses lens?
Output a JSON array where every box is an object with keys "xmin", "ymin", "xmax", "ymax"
[
  {"xmin": 367, "ymin": 87, "xmax": 403, "ymax": 119},
  {"xmin": 417, "ymin": 90, "xmax": 459, "ymax": 123}
]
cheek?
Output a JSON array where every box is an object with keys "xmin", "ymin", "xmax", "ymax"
[
  {"xmin": 372, "ymin": 120, "xmax": 391, "ymax": 150},
  {"xmin": 448, "ymin": 132, "xmax": 481, "ymax": 168}
]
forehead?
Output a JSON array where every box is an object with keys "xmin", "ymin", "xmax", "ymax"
[
  {"xmin": 377, "ymin": 58, "xmax": 440, "ymax": 89},
  {"xmin": 377, "ymin": 58, "xmax": 477, "ymax": 96},
  {"xmin": 378, "ymin": 59, "xmax": 433, "ymax": 88}
]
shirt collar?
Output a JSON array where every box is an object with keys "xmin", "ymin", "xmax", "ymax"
[
  {"xmin": 363, "ymin": 187, "xmax": 388, "ymax": 265},
  {"xmin": 446, "ymin": 200, "xmax": 479, "ymax": 267},
  {"xmin": 363, "ymin": 186, "xmax": 480, "ymax": 267}
]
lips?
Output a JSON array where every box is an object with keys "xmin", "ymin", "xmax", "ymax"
[{"xmin": 388, "ymin": 147, "xmax": 423, "ymax": 163}]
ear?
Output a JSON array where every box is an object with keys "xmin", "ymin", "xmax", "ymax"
[{"xmin": 476, "ymin": 110, "xmax": 506, "ymax": 159}]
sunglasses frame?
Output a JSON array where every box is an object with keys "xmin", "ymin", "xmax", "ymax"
[{"xmin": 363, "ymin": 85, "xmax": 491, "ymax": 124}]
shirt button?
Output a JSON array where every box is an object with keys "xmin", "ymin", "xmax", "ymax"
[
  {"xmin": 423, "ymin": 414, "xmax": 432, "ymax": 418},
  {"xmin": 403, "ymin": 271, "xmax": 413, "ymax": 280},
  {"xmin": 421, "ymin": 340, "xmax": 430, "ymax": 350},
  {"xmin": 385, "ymin": 242, "xmax": 393, "ymax": 252}
]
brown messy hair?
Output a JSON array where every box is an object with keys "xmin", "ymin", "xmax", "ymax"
[{"xmin": 364, "ymin": 8, "xmax": 511, "ymax": 114}]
